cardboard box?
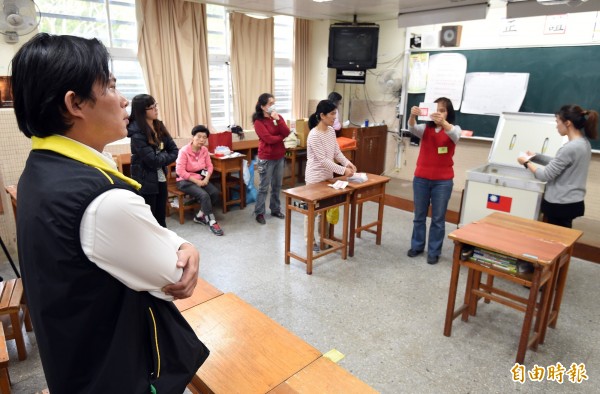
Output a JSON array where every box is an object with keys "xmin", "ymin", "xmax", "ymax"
[{"xmin": 295, "ymin": 118, "xmax": 309, "ymax": 147}]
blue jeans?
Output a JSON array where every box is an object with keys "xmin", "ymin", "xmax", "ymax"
[
  {"xmin": 254, "ymin": 157, "xmax": 284, "ymax": 216},
  {"xmin": 411, "ymin": 177, "xmax": 453, "ymax": 258}
]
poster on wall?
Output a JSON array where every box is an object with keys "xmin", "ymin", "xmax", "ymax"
[
  {"xmin": 423, "ymin": 53, "xmax": 467, "ymax": 110},
  {"xmin": 460, "ymin": 72, "xmax": 529, "ymax": 115},
  {"xmin": 407, "ymin": 53, "xmax": 429, "ymax": 93}
]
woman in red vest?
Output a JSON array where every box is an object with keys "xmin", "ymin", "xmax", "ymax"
[{"xmin": 407, "ymin": 97, "xmax": 461, "ymax": 264}]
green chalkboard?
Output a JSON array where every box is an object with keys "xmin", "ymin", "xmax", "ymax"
[{"xmin": 406, "ymin": 46, "xmax": 600, "ymax": 151}]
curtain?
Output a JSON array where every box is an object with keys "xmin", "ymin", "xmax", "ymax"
[
  {"xmin": 136, "ymin": 0, "xmax": 211, "ymax": 137},
  {"xmin": 292, "ymin": 18, "xmax": 310, "ymax": 120},
  {"xmin": 230, "ymin": 12, "xmax": 274, "ymax": 130}
]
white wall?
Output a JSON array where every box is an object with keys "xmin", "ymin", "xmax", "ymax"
[{"xmin": 405, "ymin": 2, "xmax": 600, "ymax": 49}]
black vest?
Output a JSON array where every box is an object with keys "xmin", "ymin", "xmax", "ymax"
[{"xmin": 18, "ymin": 150, "xmax": 207, "ymax": 393}]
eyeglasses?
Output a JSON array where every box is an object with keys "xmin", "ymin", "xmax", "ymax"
[{"xmin": 146, "ymin": 103, "xmax": 159, "ymax": 110}]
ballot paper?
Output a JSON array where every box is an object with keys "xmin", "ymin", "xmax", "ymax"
[
  {"xmin": 348, "ymin": 172, "xmax": 368, "ymax": 183},
  {"xmin": 328, "ymin": 180, "xmax": 348, "ymax": 190},
  {"xmin": 418, "ymin": 102, "xmax": 437, "ymax": 121}
]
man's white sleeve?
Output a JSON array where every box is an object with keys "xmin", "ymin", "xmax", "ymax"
[{"xmin": 80, "ymin": 188, "xmax": 189, "ymax": 300}]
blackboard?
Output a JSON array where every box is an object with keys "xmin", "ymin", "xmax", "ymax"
[{"xmin": 406, "ymin": 46, "xmax": 600, "ymax": 151}]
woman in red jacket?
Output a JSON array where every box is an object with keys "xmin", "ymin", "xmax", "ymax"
[
  {"xmin": 252, "ymin": 93, "xmax": 290, "ymax": 225},
  {"xmin": 407, "ymin": 97, "xmax": 461, "ymax": 264}
]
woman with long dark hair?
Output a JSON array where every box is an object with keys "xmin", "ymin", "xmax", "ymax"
[
  {"xmin": 128, "ymin": 94, "xmax": 178, "ymax": 227},
  {"xmin": 407, "ymin": 97, "xmax": 461, "ymax": 265},
  {"xmin": 252, "ymin": 93, "xmax": 290, "ymax": 225},
  {"xmin": 304, "ymin": 99, "xmax": 356, "ymax": 251},
  {"xmin": 518, "ymin": 104, "xmax": 598, "ymax": 228}
]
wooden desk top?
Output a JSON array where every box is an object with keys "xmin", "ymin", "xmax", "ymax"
[
  {"xmin": 283, "ymin": 182, "xmax": 350, "ymax": 203},
  {"xmin": 270, "ymin": 356, "xmax": 377, "ymax": 394},
  {"xmin": 479, "ymin": 212, "xmax": 582, "ymax": 248},
  {"xmin": 329, "ymin": 173, "xmax": 390, "ymax": 190},
  {"xmin": 173, "ymin": 278, "xmax": 223, "ymax": 312},
  {"xmin": 449, "ymin": 219, "xmax": 567, "ymax": 265},
  {"xmin": 182, "ymin": 293, "xmax": 321, "ymax": 393},
  {"xmin": 232, "ymin": 139, "xmax": 259, "ymax": 151}
]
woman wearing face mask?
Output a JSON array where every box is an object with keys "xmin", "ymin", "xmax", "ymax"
[
  {"xmin": 128, "ymin": 94, "xmax": 178, "ymax": 227},
  {"xmin": 406, "ymin": 97, "xmax": 461, "ymax": 265},
  {"xmin": 252, "ymin": 93, "xmax": 290, "ymax": 225}
]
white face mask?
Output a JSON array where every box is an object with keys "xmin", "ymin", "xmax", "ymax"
[{"xmin": 266, "ymin": 105, "xmax": 276, "ymax": 114}]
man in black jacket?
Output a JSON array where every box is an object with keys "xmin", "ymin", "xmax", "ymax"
[{"xmin": 11, "ymin": 33, "xmax": 208, "ymax": 393}]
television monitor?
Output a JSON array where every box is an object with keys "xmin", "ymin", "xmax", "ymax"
[{"xmin": 327, "ymin": 24, "xmax": 379, "ymax": 70}]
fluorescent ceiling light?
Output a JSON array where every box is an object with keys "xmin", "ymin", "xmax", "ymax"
[
  {"xmin": 507, "ymin": 0, "xmax": 600, "ymax": 18},
  {"xmin": 398, "ymin": 2, "xmax": 489, "ymax": 28}
]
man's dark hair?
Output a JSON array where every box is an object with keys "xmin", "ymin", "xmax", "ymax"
[
  {"xmin": 10, "ymin": 33, "xmax": 111, "ymax": 138},
  {"xmin": 327, "ymin": 91, "xmax": 342, "ymax": 106}
]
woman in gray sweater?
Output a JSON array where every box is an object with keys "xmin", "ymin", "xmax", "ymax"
[{"xmin": 518, "ymin": 104, "xmax": 598, "ymax": 228}]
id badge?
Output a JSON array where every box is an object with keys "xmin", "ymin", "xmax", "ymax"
[
  {"xmin": 159, "ymin": 142, "xmax": 164, "ymax": 151},
  {"xmin": 438, "ymin": 146, "xmax": 448, "ymax": 154}
]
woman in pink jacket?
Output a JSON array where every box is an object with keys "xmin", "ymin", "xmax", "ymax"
[{"xmin": 176, "ymin": 125, "xmax": 223, "ymax": 236}]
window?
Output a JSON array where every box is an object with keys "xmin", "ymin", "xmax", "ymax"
[
  {"xmin": 206, "ymin": 4, "xmax": 232, "ymax": 131},
  {"xmin": 37, "ymin": 0, "xmax": 147, "ymax": 104},
  {"xmin": 274, "ymin": 15, "xmax": 293, "ymax": 121},
  {"xmin": 206, "ymin": 6, "xmax": 295, "ymax": 130}
]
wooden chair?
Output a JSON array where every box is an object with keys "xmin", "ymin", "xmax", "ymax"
[
  {"xmin": 0, "ymin": 323, "xmax": 10, "ymax": 393},
  {"xmin": 165, "ymin": 163, "xmax": 200, "ymax": 224},
  {"xmin": 115, "ymin": 153, "xmax": 131, "ymax": 177},
  {"xmin": 0, "ymin": 279, "xmax": 33, "ymax": 361},
  {"xmin": 4, "ymin": 186, "xmax": 17, "ymax": 221}
]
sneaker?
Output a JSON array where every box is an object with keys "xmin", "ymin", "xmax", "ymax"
[
  {"xmin": 407, "ymin": 249, "xmax": 423, "ymax": 258},
  {"xmin": 312, "ymin": 243, "xmax": 320, "ymax": 253},
  {"xmin": 271, "ymin": 212, "xmax": 285, "ymax": 219},
  {"xmin": 256, "ymin": 214, "xmax": 266, "ymax": 225},
  {"xmin": 427, "ymin": 255, "xmax": 439, "ymax": 265},
  {"xmin": 209, "ymin": 222, "xmax": 224, "ymax": 236},
  {"xmin": 193, "ymin": 214, "xmax": 209, "ymax": 225}
]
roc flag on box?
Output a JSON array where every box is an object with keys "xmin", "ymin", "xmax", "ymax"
[{"xmin": 487, "ymin": 194, "xmax": 512, "ymax": 213}]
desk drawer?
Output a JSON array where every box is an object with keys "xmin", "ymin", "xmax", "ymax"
[{"xmin": 316, "ymin": 194, "xmax": 346, "ymax": 210}]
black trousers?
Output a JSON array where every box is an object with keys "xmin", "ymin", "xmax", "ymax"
[{"xmin": 142, "ymin": 181, "xmax": 168, "ymax": 227}]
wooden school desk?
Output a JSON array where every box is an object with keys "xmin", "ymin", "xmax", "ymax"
[
  {"xmin": 283, "ymin": 183, "xmax": 351, "ymax": 274},
  {"xmin": 444, "ymin": 214, "xmax": 573, "ymax": 364},
  {"xmin": 232, "ymin": 138, "xmax": 258, "ymax": 159},
  {"xmin": 182, "ymin": 293, "xmax": 321, "ymax": 393},
  {"xmin": 210, "ymin": 154, "xmax": 246, "ymax": 213},
  {"xmin": 328, "ymin": 174, "xmax": 390, "ymax": 257},
  {"xmin": 269, "ymin": 356, "xmax": 378, "ymax": 394},
  {"xmin": 477, "ymin": 213, "xmax": 582, "ymax": 344},
  {"xmin": 173, "ymin": 278, "xmax": 223, "ymax": 312}
]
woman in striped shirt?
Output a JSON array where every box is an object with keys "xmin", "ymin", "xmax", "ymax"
[{"xmin": 304, "ymin": 99, "xmax": 356, "ymax": 251}]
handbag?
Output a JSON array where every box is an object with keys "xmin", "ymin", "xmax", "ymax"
[
  {"xmin": 144, "ymin": 293, "xmax": 210, "ymax": 393},
  {"xmin": 326, "ymin": 206, "xmax": 339, "ymax": 225},
  {"xmin": 208, "ymin": 131, "xmax": 233, "ymax": 153},
  {"xmin": 283, "ymin": 132, "xmax": 299, "ymax": 149}
]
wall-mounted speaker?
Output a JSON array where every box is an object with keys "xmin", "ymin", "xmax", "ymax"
[{"xmin": 440, "ymin": 25, "xmax": 462, "ymax": 47}]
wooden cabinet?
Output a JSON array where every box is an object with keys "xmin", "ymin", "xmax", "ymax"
[{"xmin": 340, "ymin": 125, "xmax": 387, "ymax": 175}]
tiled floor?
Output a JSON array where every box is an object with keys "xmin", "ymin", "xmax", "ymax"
[{"xmin": 1, "ymin": 200, "xmax": 599, "ymax": 393}]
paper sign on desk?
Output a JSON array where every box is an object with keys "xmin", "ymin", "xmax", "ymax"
[
  {"xmin": 418, "ymin": 102, "xmax": 437, "ymax": 121},
  {"xmin": 328, "ymin": 180, "xmax": 348, "ymax": 190}
]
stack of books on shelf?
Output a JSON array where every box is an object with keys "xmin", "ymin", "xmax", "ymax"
[{"xmin": 470, "ymin": 247, "xmax": 518, "ymax": 273}]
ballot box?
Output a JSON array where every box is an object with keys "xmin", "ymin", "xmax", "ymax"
[{"xmin": 459, "ymin": 112, "xmax": 567, "ymax": 227}]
